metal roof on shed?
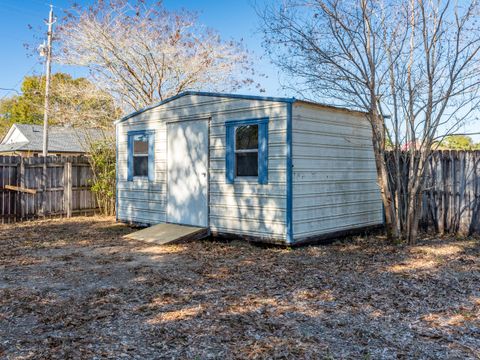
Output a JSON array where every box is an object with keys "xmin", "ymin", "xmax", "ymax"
[{"xmin": 115, "ymin": 91, "xmax": 367, "ymax": 124}]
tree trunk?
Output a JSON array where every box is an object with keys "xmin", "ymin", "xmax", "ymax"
[
  {"xmin": 406, "ymin": 192, "xmax": 422, "ymax": 244},
  {"xmin": 369, "ymin": 112, "xmax": 399, "ymax": 240},
  {"xmin": 405, "ymin": 150, "xmax": 430, "ymax": 245},
  {"xmin": 375, "ymin": 148, "xmax": 398, "ymax": 239}
]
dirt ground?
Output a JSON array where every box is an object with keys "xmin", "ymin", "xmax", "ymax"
[{"xmin": 0, "ymin": 217, "xmax": 479, "ymax": 359}]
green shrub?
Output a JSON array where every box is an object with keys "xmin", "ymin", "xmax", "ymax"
[{"xmin": 88, "ymin": 137, "xmax": 116, "ymax": 216}]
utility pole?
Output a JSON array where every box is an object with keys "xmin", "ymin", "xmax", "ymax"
[
  {"xmin": 40, "ymin": 5, "xmax": 55, "ymax": 216},
  {"xmin": 42, "ymin": 4, "xmax": 55, "ymax": 157}
]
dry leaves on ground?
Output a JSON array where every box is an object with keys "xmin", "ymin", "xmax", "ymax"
[{"xmin": 0, "ymin": 217, "xmax": 479, "ymax": 359}]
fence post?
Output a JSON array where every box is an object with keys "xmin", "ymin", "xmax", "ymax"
[
  {"xmin": 64, "ymin": 159, "xmax": 73, "ymax": 218},
  {"xmin": 437, "ymin": 151, "xmax": 445, "ymax": 234},
  {"xmin": 17, "ymin": 158, "xmax": 25, "ymax": 220}
]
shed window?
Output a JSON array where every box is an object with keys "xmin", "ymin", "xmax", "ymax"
[
  {"xmin": 127, "ymin": 130, "xmax": 155, "ymax": 181},
  {"xmin": 225, "ymin": 118, "xmax": 268, "ymax": 184},
  {"xmin": 235, "ymin": 125, "xmax": 258, "ymax": 177},
  {"xmin": 133, "ymin": 134, "xmax": 149, "ymax": 177}
]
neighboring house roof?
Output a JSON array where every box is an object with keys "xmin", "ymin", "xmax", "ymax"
[
  {"xmin": 0, "ymin": 124, "xmax": 111, "ymax": 153},
  {"xmin": 116, "ymin": 90, "xmax": 368, "ymax": 124}
]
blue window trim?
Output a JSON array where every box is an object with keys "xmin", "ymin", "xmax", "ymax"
[
  {"xmin": 225, "ymin": 117, "xmax": 268, "ymax": 184},
  {"xmin": 127, "ymin": 130, "xmax": 155, "ymax": 181},
  {"xmin": 286, "ymin": 103, "xmax": 293, "ymax": 244}
]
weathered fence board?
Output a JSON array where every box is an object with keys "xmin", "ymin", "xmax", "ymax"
[
  {"xmin": 388, "ymin": 150, "xmax": 480, "ymax": 235},
  {"xmin": 0, "ymin": 155, "xmax": 98, "ymax": 223}
]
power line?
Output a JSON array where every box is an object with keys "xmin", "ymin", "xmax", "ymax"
[
  {"xmin": 0, "ymin": 88, "xmax": 20, "ymax": 95},
  {"xmin": 0, "ymin": 61, "xmax": 42, "ymax": 100}
]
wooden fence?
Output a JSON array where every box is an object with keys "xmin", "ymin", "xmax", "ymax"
[
  {"xmin": 0, "ymin": 155, "xmax": 98, "ymax": 223},
  {"xmin": 2, "ymin": 152, "xmax": 479, "ymax": 233},
  {"xmin": 388, "ymin": 150, "xmax": 480, "ymax": 235}
]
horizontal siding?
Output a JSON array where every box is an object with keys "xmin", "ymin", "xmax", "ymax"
[
  {"xmin": 117, "ymin": 198, "xmax": 166, "ymax": 210},
  {"xmin": 294, "ymin": 181, "xmax": 380, "ymax": 195},
  {"xmin": 294, "ymin": 211, "xmax": 384, "ymax": 239},
  {"xmin": 295, "ymin": 201, "xmax": 382, "ymax": 222},
  {"xmin": 117, "ymin": 209, "xmax": 166, "ymax": 225},
  {"xmin": 293, "ymin": 145, "xmax": 375, "ymax": 158},
  {"xmin": 294, "ymin": 157, "xmax": 376, "ymax": 170},
  {"xmin": 117, "ymin": 94, "xmax": 288, "ymax": 241},
  {"xmin": 210, "ymin": 182, "xmax": 287, "ymax": 196},
  {"xmin": 210, "ymin": 217, "xmax": 285, "ymax": 239},
  {"xmin": 294, "ymin": 189, "xmax": 380, "ymax": 208},
  {"xmin": 116, "ymin": 116, "xmax": 166, "ymax": 225},
  {"xmin": 293, "ymin": 170, "xmax": 377, "ymax": 184},
  {"xmin": 291, "ymin": 103, "xmax": 383, "ymax": 242}
]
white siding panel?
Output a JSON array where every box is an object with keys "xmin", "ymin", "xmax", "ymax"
[
  {"xmin": 294, "ymin": 210, "xmax": 384, "ymax": 239},
  {"xmin": 292, "ymin": 103, "xmax": 383, "ymax": 242},
  {"xmin": 294, "ymin": 181, "xmax": 379, "ymax": 195},
  {"xmin": 293, "ymin": 158, "xmax": 377, "ymax": 171},
  {"xmin": 294, "ymin": 145, "xmax": 374, "ymax": 158},
  {"xmin": 209, "ymin": 218, "xmax": 286, "ymax": 239},
  {"xmin": 210, "ymin": 158, "xmax": 286, "ymax": 171},
  {"xmin": 117, "ymin": 94, "xmax": 288, "ymax": 241},
  {"xmin": 293, "ymin": 170, "xmax": 377, "ymax": 183},
  {"xmin": 210, "ymin": 182, "xmax": 287, "ymax": 196},
  {"xmin": 295, "ymin": 201, "xmax": 382, "ymax": 222},
  {"xmin": 294, "ymin": 189, "xmax": 380, "ymax": 208},
  {"xmin": 116, "ymin": 115, "xmax": 166, "ymax": 224}
]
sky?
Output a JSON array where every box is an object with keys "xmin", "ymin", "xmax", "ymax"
[
  {"xmin": 0, "ymin": 0, "xmax": 478, "ymax": 141},
  {"xmin": 0, "ymin": 0, "xmax": 284, "ymax": 99}
]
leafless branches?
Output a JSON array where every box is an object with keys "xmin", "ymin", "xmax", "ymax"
[
  {"xmin": 52, "ymin": 79, "xmax": 120, "ymax": 129},
  {"xmin": 56, "ymin": 1, "xmax": 257, "ymax": 111},
  {"xmin": 261, "ymin": 0, "xmax": 480, "ymax": 243}
]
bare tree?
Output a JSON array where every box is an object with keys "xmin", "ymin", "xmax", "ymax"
[
  {"xmin": 56, "ymin": 1, "xmax": 258, "ymax": 111},
  {"xmin": 260, "ymin": 0, "xmax": 401, "ymax": 239},
  {"xmin": 53, "ymin": 77, "xmax": 121, "ymax": 129},
  {"xmin": 260, "ymin": 0, "xmax": 480, "ymax": 244},
  {"xmin": 390, "ymin": 0, "xmax": 480, "ymax": 243}
]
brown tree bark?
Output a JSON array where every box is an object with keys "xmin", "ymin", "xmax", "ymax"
[{"xmin": 370, "ymin": 109, "xmax": 399, "ymax": 240}]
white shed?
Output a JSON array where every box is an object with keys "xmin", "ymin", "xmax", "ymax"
[{"xmin": 115, "ymin": 91, "xmax": 383, "ymax": 245}]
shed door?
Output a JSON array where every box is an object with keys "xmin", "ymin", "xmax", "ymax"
[{"xmin": 167, "ymin": 120, "xmax": 208, "ymax": 227}]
